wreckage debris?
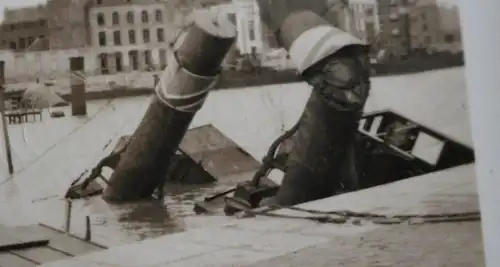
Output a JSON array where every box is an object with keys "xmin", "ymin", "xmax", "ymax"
[{"xmin": 66, "ymin": 124, "xmax": 260, "ymax": 200}]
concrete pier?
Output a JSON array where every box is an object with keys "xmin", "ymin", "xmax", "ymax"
[{"xmin": 39, "ymin": 163, "xmax": 483, "ymax": 267}]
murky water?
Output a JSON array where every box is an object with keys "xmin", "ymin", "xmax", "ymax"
[{"xmin": 1, "ymin": 169, "xmax": 252, "ymax": 246}]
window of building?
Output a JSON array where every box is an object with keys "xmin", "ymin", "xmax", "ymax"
[
  {"xmin": 113, "ymin": 30, "xmax": 121, "ymax": 45},
  {"xmin": 227, "ymin": 13, "xmax": 236, "ymax": 23},
  {"xmin": 366, "ymin": 8, "xmax": 374, "ymax": 16},
  {"xmin": 19, "ymin": 38, "xmax": 26, "ymax": 49},
  {"xmin": 39, "ymin": 20, "xmax": 45, "ymax": 26},
  {"xmin": 143, "ymin": 29, "xmax": 150, "ymax": 43},
  {"xmin": 27, "ymin": 37, "xmax": 34, "ymax": 47},
  {"xmin": 115, "ymin": 52, "xmax": 123, "ymax": 72},
  {"xmin": 112, "ymin": 12, "xmax": 120, "ymax": 25},
  {"xmin": 128, "ymin": 30, "xmax": 136, "ymax": 44},
  {"xmin": 156, "ymin": 28, "xmax": 164, "ymax": 42},
  {"xmin": 155, "ymin": 9, "xmax": 163, "ymax": 22},
  {"xmin": 129, "ymin": 50, "xmax": 139, "ymax": 70},
  {"xmin": 248, "ymin": 20, "xmax": 255, "ymax": 41},
  {"xmin": 444, "ymin": 33, "xmax": 455, "ymax": 44},
  {"xmin": 97, "ymin": 12, "xmax": 105, "ymax": 26},
  {"xmin": 10, "ymin": 42, "xmax": 16, "ymax": 50},
  {"xmin": 127, "ymin": 11, "xmax": 134, "ymax": 24},
  {"xmin": 422, "ymin": 23, "xmax": 428, "ymax": 31},
  {"xmin": 144, "ymin": 50, "xmax": 152, "ymax": 69},
  {"xmin": 159, "ymin": 49, "xmax": 167, "ymax": 69},
  {"xmin": 96, "ymin": 0, "xmax": 102, "ymax": 4},
  {"xmin": 141, "ymin": 11, "xmax": 149, "ymax": 23},
  {"xmin": 98, "ymin": 31, "xmax": 106, "ymax": 46},
  {"xmin": 99, "ymin": 53, "xmax": 108, "ymax": 74}
]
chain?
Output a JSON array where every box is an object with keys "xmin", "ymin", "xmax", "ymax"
[
  {"xmin": 238, "ymin": 205, "xmax": 481, "ymax": 225},
  {"xmin": 250, "ymin": 119, "xmax": 300, "ymax": 186},
  {"xmin": 200, "ymin": 120, "xmax": 300, "ymax": 203}
]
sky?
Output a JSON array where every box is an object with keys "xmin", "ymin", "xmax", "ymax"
[{"xmin": 0, "ymin": 0, "xmax": 458, "ymax": 21}]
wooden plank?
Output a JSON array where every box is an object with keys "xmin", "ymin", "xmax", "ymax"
[
  {"xmin": 10, "ymin": 247, "xmax": 71, "ymax": 264},
  {"xmin": 0, "ymin": 252, "xmax": 37, "ymax": 267},
  {"xmin": 34, "ymin": 225, "xmax": 105, "ymax": 256},
  {"xmin": 0, "ymin": 225, "xmax": 49, "ymax": 252}
]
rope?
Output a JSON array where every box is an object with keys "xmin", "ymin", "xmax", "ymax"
[{"xmin": 237, "ymin": 204, "xmax": 481, "ymax": 225}]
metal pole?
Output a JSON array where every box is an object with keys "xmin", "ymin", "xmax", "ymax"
[
  {"xmin": 64, "ymin": 199, "xmax": 72, "ymax": 234},
  {"xmin": 84, "ymin": 215, "xmax": 91, "ymax": 241},
  {"xmin": 0, "ymin": 92, "xmax": 13, "ymax": 174},
  {"xmin": 459, "ymin": 2, "xmax": 500, "ymax": 267},
  {"xmin": 0, "ymin": 61, "xmax": 13, "ymax": 174}
]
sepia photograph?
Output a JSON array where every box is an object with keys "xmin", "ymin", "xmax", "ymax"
[{"xmin": 0, "ymin": 0, "xmax": 495, "ymax": 266}]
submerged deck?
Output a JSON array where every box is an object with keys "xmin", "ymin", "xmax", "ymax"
[
  {"xmin": 0, "ymin": 224, "xmax": 106, "ymax": 267},
  {"xmin": 38, "ymin": 163, "xmax": 483, "ymax": 267}
]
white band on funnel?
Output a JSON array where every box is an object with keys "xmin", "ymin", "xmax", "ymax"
[
  {"xmin": 155, "ymin": 49, "xmax": 218, "ymax": 113},
  {"xmin": 288, "ymin": 25, "xmax": 366, "ymax": 74}
]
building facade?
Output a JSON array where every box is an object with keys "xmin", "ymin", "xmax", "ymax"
[
  {"xmin": 341, "ymin": 0, "xmax": 381, "ymax": 43},
  {"xmin": 376, "ymin": 0, "xmax": 445, "ymax": 59},
  {"xmin": 435, "ymin": 5, "xmax": 462, "ymax": 53},
  {"xmin": 232, "ymin": 0, "xmax": 263, "ymax": 55},
  {"xmin": 46, "ymin": 0, "xmax": 92, "ymax": 50},
  {"xmin": 376, "ymin": 0, "xmax": 412, "ymax": 58},
  {"xmin": 205, "ymin": 0, "xmax": 263, "ymax": 56},
  {"xmin": 0, "ymin": 6, "xmax": 49, "ymax": 51},
  {"xmin": 408, "ymin": 0, "xmax": 442, "ymax": 51},
  {"xmin": 86, "ymin": 0, "xmax": 179, "ymax": 75}
]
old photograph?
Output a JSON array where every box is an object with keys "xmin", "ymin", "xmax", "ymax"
[{"xmin": 0, "ymin": 0, "xmax": 493, "ymax": 266}]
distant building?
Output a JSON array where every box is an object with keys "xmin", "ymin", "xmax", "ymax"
[
  {"xmin": 434, "ymin": 5, "xmax": 462, "ymax": 53},
  {"xmin": 46, "ymin": 0, "xmax": 92, "ymax": 50},
  {"xmin": 376, "ymin": 0, "xmax": 444, "ymax": 59},
  {"xmin": 87, "ymin": 0, "xmax": 177, "ymax": 75},
  {"xmin": 338, "ymin": 0, "xmax": 381, "ymax": 43},
  {"xmin": 232, "ymin": 0, "xmax": 263, "ymax": 55},
  {"xmin": 376, "ymin": 0, "xmax": 411, "ymax": 59},
  {"xmin": 0, "ymin": 5, "xmax": 49, "ymax": 51},
  {"xmin": 408, "ymin": 0, "xmax": 442, "ymax": 51},
  {"xmin": 205, "ymin": 0, "xmax": 263, "ymax": 56}
]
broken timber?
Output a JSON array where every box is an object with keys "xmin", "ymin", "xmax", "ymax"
[
  {"xmin": 256, "ymin": 0, "xmax": 371, "ymax": 206},
  {"xmin": 102, "ymin": 10, "xmax": 236, "ymax": 201}
]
